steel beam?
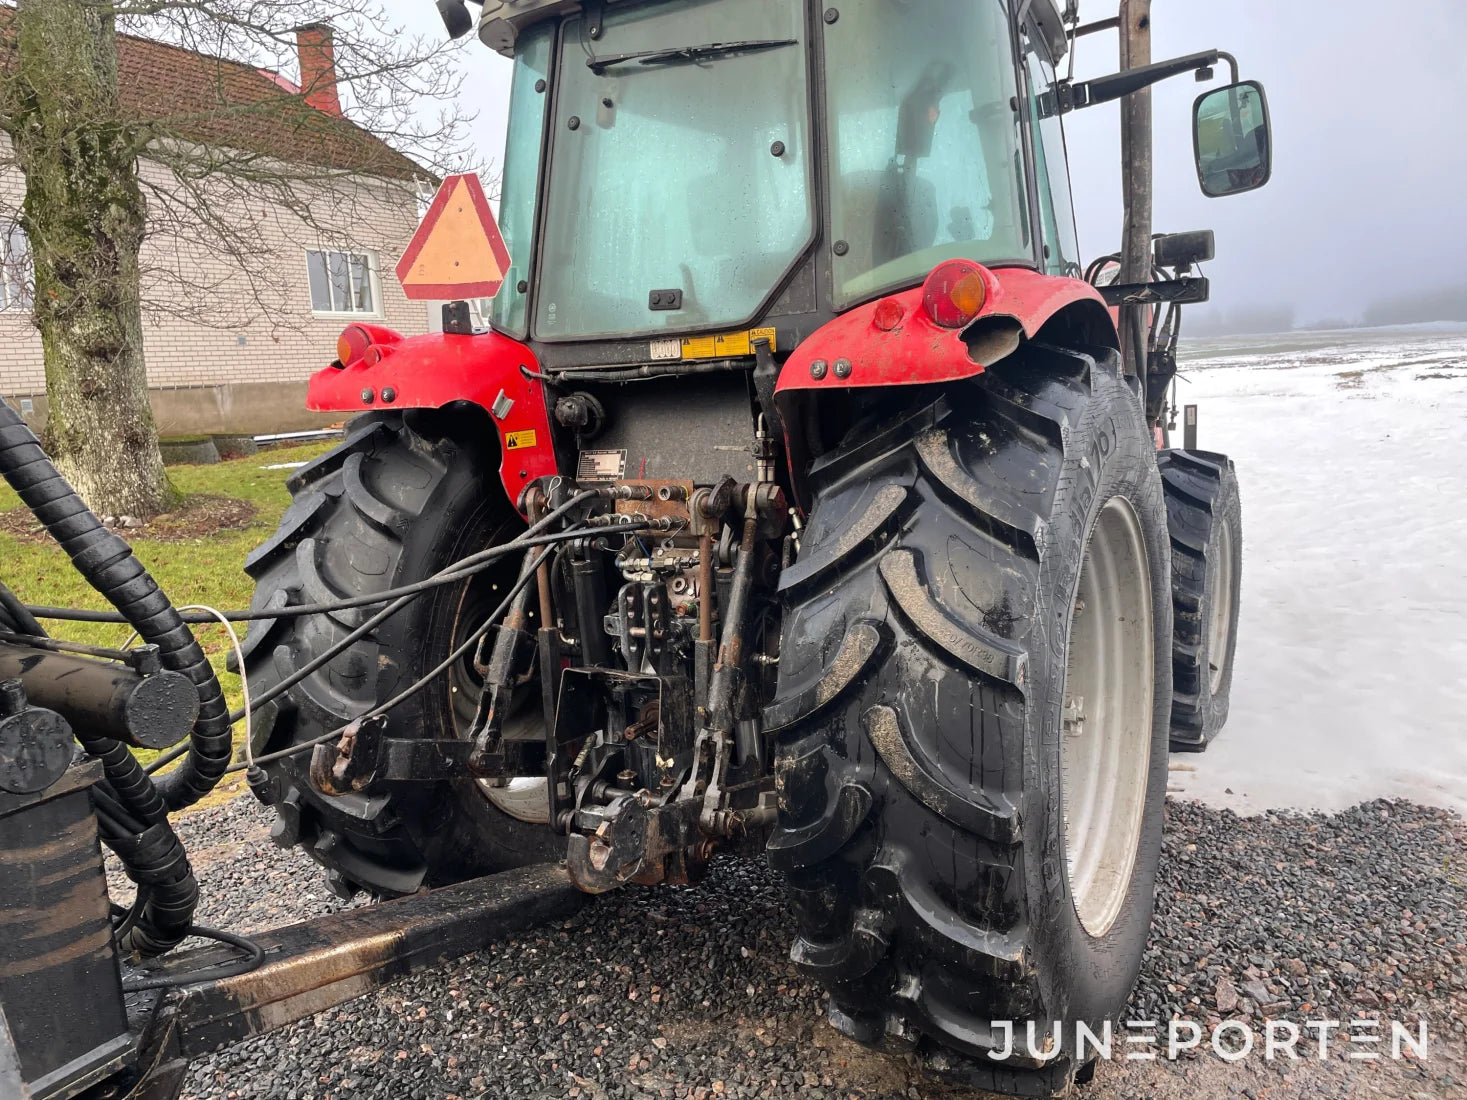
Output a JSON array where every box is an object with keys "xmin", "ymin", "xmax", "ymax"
[{"xmin": 119, "ymin": 863, "xmax": 584, "ymax": 1100}]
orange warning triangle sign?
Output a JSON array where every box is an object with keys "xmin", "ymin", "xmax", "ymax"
[{"xmin": 395, "ymin": 173, "xmax": 513, "ymax": 301}]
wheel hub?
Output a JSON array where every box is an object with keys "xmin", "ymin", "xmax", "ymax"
[
  {"xmin": 1061, "ymin": 496, "xmax": 1154, "ymax": 938},
  {"xmin": 1206, "ymin": 515, "xmax": 1235, "ymax": 693}
]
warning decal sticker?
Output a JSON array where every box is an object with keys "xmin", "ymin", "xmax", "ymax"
[{"xmin": 679, "ymin": 327, "xmax": 777, "ymax": 360}]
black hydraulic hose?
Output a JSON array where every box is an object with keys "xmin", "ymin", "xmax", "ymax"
[
  {"xmin": 0, "ymin": 404, "xmax": 230, "ymax": 812},
  {"xmin": 89, "ymin": 768, "xmax": 197, "ymax": 958},
  {"xmin": 0, "ymin": 406, "xmax": 207, "ymax": 955},
  {"xmin": 221, "ymin": 544, "xmax": 554, "ymax": 775},
  {"xmin": 100, "ymin": 813, "xmax": 200, "ymax": 957},
  {"xmin": 229, "ymin": 492, "xmax": 604, "ymax": 723},
  {"xmin": 21, "ymin": 522, "xmax": 613, "ymax": 626},
  {"xmin": 0, "ymin": 578, "xmax": 44, "ymax": 635},
  {"xmin": 110, "ymin": 888, "xmax": 149, "ymax": 941},
  {"xmin": 86, "ymin": 737, "xmax": 168, "ymax": 825},
  {"xmin": 120, "ymin": 922, "xmax": 264, "ymax": 991},
  {"xmin": 140, "ymin": 519, "xmax": 618, "ymax": 777},
  {"xmin": 91, "ymin": 783, "xmax": 148, "ymax": 835}
]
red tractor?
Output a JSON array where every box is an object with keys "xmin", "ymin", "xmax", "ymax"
[{"xmin": 241, "ymin": 1, "xmax": 1268, "ymax": 1091}]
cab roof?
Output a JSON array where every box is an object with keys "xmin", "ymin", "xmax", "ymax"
[{"xmin": 476, "ymin": 0, "xmax": 1071, "ymax": 62}]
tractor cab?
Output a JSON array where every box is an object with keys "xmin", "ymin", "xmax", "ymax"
[
  {"xmin": 437, "ymin": 0, "xmax": 1268, "ymax": 404},
  {"xmin": 477, "ymin": 0, "xmax": 1079, "ymax": 361}
]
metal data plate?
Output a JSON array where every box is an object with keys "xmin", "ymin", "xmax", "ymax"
[{"xmin": 576, "ymin": 450, "xmax": 627, "ymax": 482}]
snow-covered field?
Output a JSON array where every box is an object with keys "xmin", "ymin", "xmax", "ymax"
[{"xmin": 1162, "ymin": 324, "xmax": 1467, "ymax": 814}]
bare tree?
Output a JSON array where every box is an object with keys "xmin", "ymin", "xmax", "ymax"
[{"xmin": 0, "ymin": 0, "xmax": 470, "ymax": 517}]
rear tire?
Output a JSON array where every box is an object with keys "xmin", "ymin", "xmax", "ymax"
[
  {"xmin": 1157, "ymin": 450, "xmax": 1242, "ymax": 751},
  {"xmin": 768, "ymin": 346, "xmax": 1171, "ymax": 1096},
  {"xmin": 240, "ymin": 411, "xmax": 558, "ymax": 898}
]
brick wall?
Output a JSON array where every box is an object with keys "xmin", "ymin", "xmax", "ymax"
[{"xmin": 0, "ymin": 136, "xmax": 428, "ymax": 431}]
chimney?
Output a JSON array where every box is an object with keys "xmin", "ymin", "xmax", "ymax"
[{"xmin": 295, "ymin": 23, "xmax": 342, "ymax": 117}]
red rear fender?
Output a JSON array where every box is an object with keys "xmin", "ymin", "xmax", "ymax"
[
  {"xmin": 776, "ymin": 266, "xmax": 1115, "ymax": 399},
  {"xmin": 307, "ymin": 330, "xmax": 557, "ymax": 511},
  {"xmin": 774, "ymin": 266, "xmax": 1116, "ymax": 510}
]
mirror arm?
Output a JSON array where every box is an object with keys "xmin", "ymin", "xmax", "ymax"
[
  {"xmin": 1068, "ymin": 16, "xmax": 1120, "ymax": 39},
  {"xmin": 1063, "ymin": 49, "xmax": 1224, "ymax": 111}
]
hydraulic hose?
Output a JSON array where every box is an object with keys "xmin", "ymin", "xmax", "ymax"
[
  {"xmin": 23, "ymin": 498, "xmax": 613, "ymax": 627},
  {"xmin": 217, "ymin": 543, "xmax": 556, "ymax": 776},
  {"xmin": 229, "ymin": 490, "xmax": 605, "ymax": 723},
  {"xmin": 97, "ymin": 810, "xmax": 199, "ymax": 957},
  {"xmin": 0, "ymin": 578, "xmax": 44, "ymax": 635},
  {"xmin": 0, "ymin": 405, "xmax": 204, "ymax": 954},
  {"xmin": 0, "ymin": 403, "xmax": 231, "ymax": 811}
]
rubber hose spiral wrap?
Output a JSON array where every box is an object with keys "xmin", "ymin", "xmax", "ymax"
[
  {"xmin": 0, "ymin": 404, "xmax": 220, "ymax": 952},
  {"xmin": 0, "ymin": 411, "xmax": 231, "ymax": 808}
]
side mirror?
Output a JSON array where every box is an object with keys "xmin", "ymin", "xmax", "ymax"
[{"xmin": 1192, "ymin": 80, "xmax": 1271, "ymax": 197}]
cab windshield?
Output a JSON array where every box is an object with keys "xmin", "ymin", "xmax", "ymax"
[{"xmin": 531, "ymin": 0, "xmax": 813, "ymax": 342}]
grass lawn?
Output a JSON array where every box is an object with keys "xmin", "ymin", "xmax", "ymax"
[{"xmin": 0, "ymin": 441, "xmax": 335, "ymax": 809}]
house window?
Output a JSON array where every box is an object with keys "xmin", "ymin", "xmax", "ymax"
[
  {"xmin": 306, "ymin": 249, "xmax": 380, "ymax": 316},
  {"xmin": 1, "ymin": 223, "xmax": 32, "ymax": 311}
]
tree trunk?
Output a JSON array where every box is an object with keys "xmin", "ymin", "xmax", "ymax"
[{"xmin": 8, "ymin": 0, "xmax": 175, "ymax": 518}]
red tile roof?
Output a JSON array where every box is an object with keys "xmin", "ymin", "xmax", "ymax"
[{"xmin": 0, "ymin": 8, "xmax": 426, "ymax": 182}]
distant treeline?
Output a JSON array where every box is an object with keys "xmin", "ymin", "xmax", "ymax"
[
  {"xmin": 1185, "ymin": 285, "xmax": 1467, "ymax": 335},
  {"xmin": 1185, "ymin": 306, "xmax": 1295, "ymax": 336},
  {"xmin": 1359, "ymin": 286, "xmax": 1467, "ymax": 326}
]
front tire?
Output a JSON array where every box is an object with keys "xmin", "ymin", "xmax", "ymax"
[
  {"xmin": 240, "ymin": 411, "xmax": 558, "ymax": 898},
  {"xmin": 768, "ymin": 346, "xmax": 1172, "ymax": 1096},
  {"xmin": 1157, "ymin": 450, "xmax": 1242, "ymax": 751}
]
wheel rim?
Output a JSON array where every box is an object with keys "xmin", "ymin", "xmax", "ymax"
[
  {"xmin": 447, "ymin": 558, "xmax": 551, "ymax": 825},
  {"xmin": 1206, "ymin": 516, "xmax": 1234, "ymax": 694},
  {"xmin": 1061, "ymin": 496, "xmax": 1155, "ymax": 938}
]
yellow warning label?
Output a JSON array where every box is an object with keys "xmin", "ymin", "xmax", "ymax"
[
  {"xmin": 505, "ymin": 429, "xmax": 537, "ymax": 450},
  {"xmin": 679, "ymin": 327, "xmax": 777, "ymax": 360}
]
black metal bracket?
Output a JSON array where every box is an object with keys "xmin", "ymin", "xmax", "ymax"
[
  {"xmin": 379, "ymin": 736, "xmax": 479, "ymax": 781},
  {"xmin": 1096, "ymin": 275, "xmax": 1210, "ymax": 307},
  {"xmin": 308, "ymin": 716, "xmax": 542, "ymax": 793},
  {"xmin": 468, "ymin": 552, "xmax": 541, "ymax": 776},
  {"xmin": 442, "ymin": 300, "xmax": 475, "ymax": 334}
]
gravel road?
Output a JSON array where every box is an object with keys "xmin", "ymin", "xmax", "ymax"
[{"xmin": 109, "ymin": 794, "xmax": 1464, "ymax": 1100}]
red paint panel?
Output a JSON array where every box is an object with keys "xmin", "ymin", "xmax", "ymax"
[
  {"xmin": 775, "ymin": 265, "xmax": 1113, "ymax": 396},
  {"xmin": 306, "ymin": 331, "xmax": 557, "ymax": 512}
]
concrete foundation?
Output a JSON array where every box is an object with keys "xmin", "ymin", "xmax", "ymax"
[{"xmin": 10, "ymin": 383, "xmax": 343, "ymax": 439}]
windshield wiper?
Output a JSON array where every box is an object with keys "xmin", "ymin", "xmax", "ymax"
[{"xmin": 587, "ymin": 38, "xmax": 796, "ymax": 73}]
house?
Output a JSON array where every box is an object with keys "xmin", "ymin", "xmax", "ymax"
[{"xmin": 0, "ymin": 17, "xmax": 429, "ymax": 435}]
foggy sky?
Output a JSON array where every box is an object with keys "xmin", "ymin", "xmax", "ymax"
[{"xmin": 386, "ymin": 0, "xmax": 1467, "ymax": 325}]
